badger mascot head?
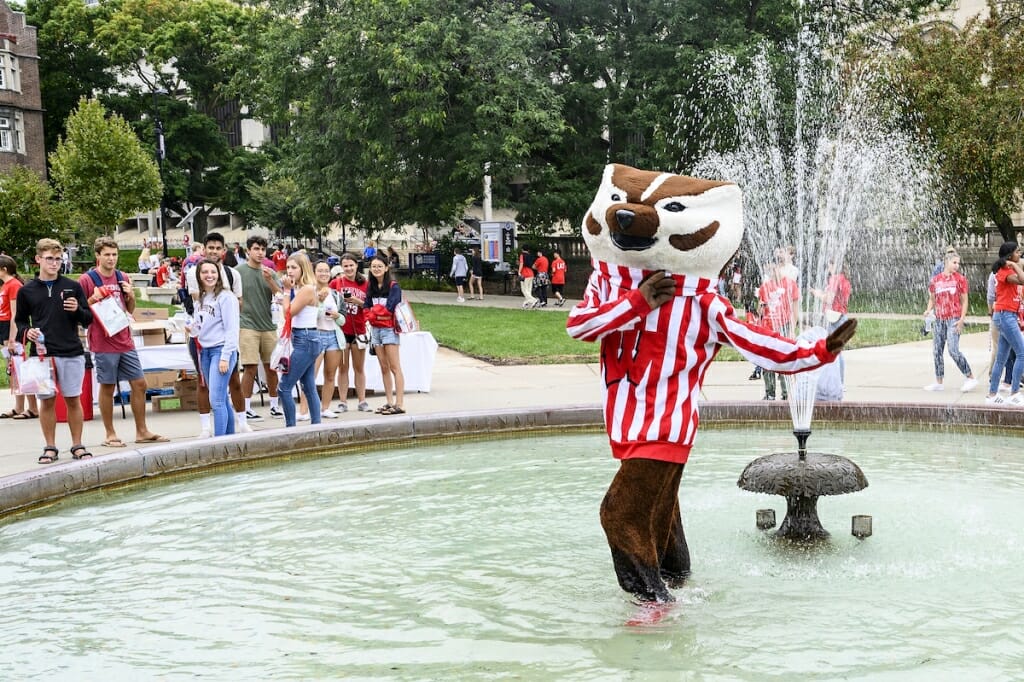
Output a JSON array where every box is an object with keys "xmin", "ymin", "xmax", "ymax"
[
  {"xmin": 569, "ymin": 163, "xmax": 854, "ymax": 609},
  {"xmin": 582, "ymin": 164, "xmax": 743, "ymax": 279}
]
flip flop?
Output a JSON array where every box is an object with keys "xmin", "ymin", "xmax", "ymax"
[
  {"xmin": 12, "ymin": 411, "xmax": 37, "ymax": 420},
  {"xmin": 135, "ymin": 435, "xmax": 170, "ymax": 443},
  {"xmin": 0, "ymin": 409, "xmax": 18, "ymax": 418},
  {"xmin": 102, "ymin": 438, "xmax": 128, "ymax": 448}
]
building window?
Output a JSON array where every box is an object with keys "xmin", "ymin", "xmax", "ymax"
[
  {"xmin": 0, "ymin": 110, "xmax": 23, "ymax": 154},
  {"xmin": 0, "ymin": 53, "xmax": 19, "ymax": 92}
]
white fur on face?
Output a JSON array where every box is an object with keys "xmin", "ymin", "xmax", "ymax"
[{"xmin": 581, "ymin": 164, "xmax": 744, "ymax": 280}]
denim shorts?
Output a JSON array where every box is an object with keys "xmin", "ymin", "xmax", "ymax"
[
  {"xmin": 370, "ymin": 325, "xmax": 400, "ymax": 346},
  {"xmin": 318, "ymin": 329, "xmax": 341, "ymax": 352}
]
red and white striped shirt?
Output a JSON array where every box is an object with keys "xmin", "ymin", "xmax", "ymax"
[{"xmin": 567, "ymin": 260, "xmax": 838, "ymax": 464}]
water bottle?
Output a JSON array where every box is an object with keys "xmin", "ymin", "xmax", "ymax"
[
  {"xmin": 923, "ymin": 311, "xmax": 935, "ymax": 335},
  {"xmin": 35, "ymin": 331, "xmax": 46, "ymax": 356},
  {"xmin": 271, "ymin": 293, "xmax": 283, "ymax": 326}
]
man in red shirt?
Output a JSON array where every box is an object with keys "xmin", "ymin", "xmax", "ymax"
[
  {"xmin": 533, "ymin": 248, "xmax": 550, "ymax": 308},
  {"xmin": 550, "ymin": 250, "xmax": 567, "ymax": 306},
  {"xmin": 757, "ymin": 263, "xmax": 799, "ymax": 400},
  {"xmin": 79, "ymin": 237, "xmax": 168, "ymax": 447},
  {"xmin": 923, "ymin": 253, "xmax": 977, "ymax": 392},
  {"xmin": 272, "ymin": 244, "xmax": 289, "ymax": 273}
]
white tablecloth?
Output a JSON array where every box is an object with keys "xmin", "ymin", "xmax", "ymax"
[{"xmin": 133, "ymin": 331, "xmax": 439, "ymax": 393}]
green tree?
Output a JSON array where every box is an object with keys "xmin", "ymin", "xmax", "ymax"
[
  {"xmin": 0, "ymin": 166, "xmax": 70, "ymax": 257},
  {"xmin": 242, "ymin": 0, "xmax": 564, "ymax": 237},
  {"xmin": 49, "ymin": 98, "xmax": 163, "ymax": 240},
  {"xmin": 895, "ymin": 2, "xmax": 1024, "ymax": 240}
]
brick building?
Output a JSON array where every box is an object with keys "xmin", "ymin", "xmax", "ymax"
[{"xmin": 0, "ymin": 1, "xmax": 45, "ymax": 177}]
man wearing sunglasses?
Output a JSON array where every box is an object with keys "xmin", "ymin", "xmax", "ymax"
[{"xmin": 14, "ymin": 238, "xmax": 94, "ymax": 464}]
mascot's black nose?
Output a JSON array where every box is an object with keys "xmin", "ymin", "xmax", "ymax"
[{"xmin": 615, "ymin": 209, "xmax": 635, "ymax": 230}]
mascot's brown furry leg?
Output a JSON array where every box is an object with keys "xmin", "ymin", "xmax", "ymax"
[{"xmin": 600, "ymin": 458, "xmax": 689, "ymax": 602}]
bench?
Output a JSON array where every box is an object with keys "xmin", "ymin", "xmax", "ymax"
[{"xmin": 142, "ymin": 288, "xmax": 178, "ymax": 305}]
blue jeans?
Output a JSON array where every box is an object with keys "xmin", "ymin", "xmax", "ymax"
[
  {"xmin": 989, "ymin": 311, "xmax": 1024, "ymax": 394},
  {"xmin": 932, "ymin": 317, "xmax": 972, "ymax": 379},
  {"xmin": 278, "ymin": 328, "xmax": 322, "ymax": 427},
  {"xmin": 200, "ymin": 345, "xmax": 237, "ymax": 436}
]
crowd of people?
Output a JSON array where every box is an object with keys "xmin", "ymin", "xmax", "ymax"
[{"xmin": 3, "ymin": 234, "xmax": 409, "ymax": 463}]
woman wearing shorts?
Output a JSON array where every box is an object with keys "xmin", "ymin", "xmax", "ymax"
[
  {"xmin": 332, "ymin": 253, "xmax": 370, "ymax": 413},
  {"xmin": 365, "ymin": 255, "xmax": 405, "ymax": 414},
  {"xmin": 0, "ymin": 255, "xmax": 37, "ymax": 419}
]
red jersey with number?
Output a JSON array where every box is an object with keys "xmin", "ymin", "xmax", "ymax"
[
  {"xmin": 272, "ymin": 250, "xmax": 288, "ymax": 272},
  {"xmin": 929, "ymin": 271, "xmax": 968, "ymax": 319},
  {"xmin": 330, "ymin": 276, "xmax": 368, "ymax": 335},
  {"xmin": 567, "ymin": 260, "xmax": 837, "ymax": 464},
  {"xmin": 551, "ymin": 258, "xmax": 567, "ymax": 285}
]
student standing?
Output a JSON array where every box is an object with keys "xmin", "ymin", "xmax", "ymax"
[
  {"xmin": 14, "ymin": 239, "xmax": 94, "ymax": 463},
  {"xmin": 278, "ymin": 253, "xmax": 323, "ymax": 427},
  {"xmin": 192, "ymin": 259, "xmax": 241, "ymax": 436},
  {"xmin": 79, "ymin": 237, "xmax": 168, "ymax": 447},
  {"xmin": 238, "ymin": 236, "xmax": 283, "ymax": 420},
  {"xmin": 468, "ymin": 247, "xmax": 484, "ymax": 300},
  {"xmin": 331, "ymin": 253, "xmax": 371, "ymax": 413},
  {"xmin": 314, "ymin": 261, "xmax": 344, "ymax": 418},
  {"xmin": 0, "ymin": 255, "xmax": 37, "ymax": 419},
  {"xmin": 365, "ymin": 255, "xmax": 405, "ymax": 414},
  {"xmin": 550, "ymin": 250, "xmax": 567, "ymax": 306},
  {"xmin": 985, "ymin": 242, "xmax": 1024, "ymax": 405},
  {"xmin": 757, "ymin": 263, "xmax": 799, "ymax": 400},
  {"xmin": 450, "ymin": 247, "xmax": 469, "ymax": 302}
]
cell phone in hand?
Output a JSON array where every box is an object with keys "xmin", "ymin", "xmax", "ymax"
[{"xmin": 61, "ymin": 290, "xmax": 73, "ymax": 301}]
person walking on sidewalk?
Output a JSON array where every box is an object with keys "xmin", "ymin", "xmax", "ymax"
[
  {"xmin": 533, "ymin": 249, "xmax": 550, "ymax": 308},
  {"xmin": 518, "ymin": 247, "xmax": 538, "ymax": 309},
  {"xmin": 14, "ymin": 238, "xmax": 94, "ymax": 463},
  {"xmin": 450, "ymin": 247, "xmax": 469, "ymax": 302},
  {"xmin": 79, "ymin": 237, "xmax": 168, "ymax": 448},
  {"xmin": 468, "ymin": 248, "xmax": 484, "ymax": 300},
  {"xmin": 985, "ymin": 242, "xmax": 1024, "ymax": 405},
  {"xmin": 923, "ymin": 252, "xmax": 977, "ymax": 392},
  {"xmin": 550, "ymin": 250, "xmax": 567, "ymax": 306}
]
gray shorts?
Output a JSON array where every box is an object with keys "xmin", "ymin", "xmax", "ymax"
[
  {"xmin": 94, "ymin": 350, "xmax": 145, "ymax": 385},
  {"xmin": 38, "ymin": 355, "xmax": 86, "ymax": 399}
]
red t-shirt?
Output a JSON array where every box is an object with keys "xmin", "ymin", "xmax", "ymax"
[
  {"xmin": 331, "ymin": 276, "xmax": 368, "ymax": 335},
  {"xmin": 826, "ymin": 274, "xmax": 851, "ymax": 314},
  {"xmin": 272, "ymin": 251, "xmax": 288, "ymax": 272},
  {"xmin": 929, "ymin": 271, "xmax": 968, "ymax": 319},
  {"xmin": 0, "ymin": 277, "xmax": 21, "ymax": 321},
  {"xmin": 758, "ymin": 278, "xmax": 799, "ymax": 332},
  {"xmin": 994, "ymin": 266, "xmax": 1021, "ymax": 313},
  {"xmin": 79, "ymin": 270, "xmax": 135, "ymax": 353},
  {"xmin": 551, "ymin": 258, "xmax": 566, "ymax": 285},
  {"xmin": 155, "ymin": 264, "xmax": 170, "ymax": 287},
  {"xmin": 533, "ymin": 255, "xmax": 549, "ymax": 275}
]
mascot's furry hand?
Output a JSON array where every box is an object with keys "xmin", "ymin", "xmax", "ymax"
[
  {"xmin": 638, "ymin": 271, "xmax": 676, "ymax": 309},
  {"xmin": 825, "ymin": 318, "xmax": 858, "ymax": 354}
]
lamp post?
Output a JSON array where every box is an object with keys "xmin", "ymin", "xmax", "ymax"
[
  {"xmin": 334, "ymin": 203, "xmax": 347, "ymax": 253},
  {"xmin": 152, "ymin": 88, "xmax": 169, "ymax": 257}
]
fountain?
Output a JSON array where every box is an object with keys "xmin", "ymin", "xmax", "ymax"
[{"xmin": 679, "ymin": 27, "xmax": 948, "ymax": 535}]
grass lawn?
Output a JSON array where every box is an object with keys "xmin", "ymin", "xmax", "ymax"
[{"xmin": 414, "ymin": 303, "xmax": 988, "ymax": 365}]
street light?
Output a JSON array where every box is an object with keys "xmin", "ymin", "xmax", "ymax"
[
  {"xmin": 334, "ymin": 204, "xmax": 347, "ymax": 253},
  {"xmin": 152, "ymin": 88, "xmax": 169, "ymax": 257}
]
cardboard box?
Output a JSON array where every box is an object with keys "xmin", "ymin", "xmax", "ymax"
[
  {"xmin": 152, "ymin": 395, "xmax": 184, "ymax": 412},
  {"xmin": 140, "ymin": 328, "xmax": 166, "ymax": 346},
  {"xmin": 145, "ymin": 370, "xmax": 179, "ymax": 390},
  {"xmin": 174, "ymin": 378, "xmax": 199, "ymax": 411},
  {"xmin": 134, "ymin": 308, "xmax": 169, "ymax": 322}
]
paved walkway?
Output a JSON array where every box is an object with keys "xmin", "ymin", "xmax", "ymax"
[{"xmin": 0, "ymin": 290, "xmax": 1000, "ymax": 479}]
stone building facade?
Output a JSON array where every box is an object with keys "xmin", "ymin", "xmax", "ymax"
[{"xmin": 0, "ymin": 1, "xmax": 45, "ymax": 177}]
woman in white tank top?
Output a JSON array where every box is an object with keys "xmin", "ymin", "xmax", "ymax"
[{"xmin": 277, "ymin": 252, "xmax": 322, "ymax": 427}]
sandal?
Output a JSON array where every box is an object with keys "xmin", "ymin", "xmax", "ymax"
[
  {"xmin": 12, "ymin": 411, "xmax": 38, "ymax": 420},
  {"xmin": 38, "ymin": 446, "xmax": 59, "ymax": 464},
  {"xmin": 70, "ymin": 444, "xmax": 94, "ymax": 460},
  {"xmin": 374, "ymin": 404, "xmax": 393, "ymax": 414},
  {"xmin": 0, "ymin": 409, "xmax": 18, "ymax": 418},
  {"xmin": 389, "ymin": 406, "xmax": 406, "ymax": 415}
]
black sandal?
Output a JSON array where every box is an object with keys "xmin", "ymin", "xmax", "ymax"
[
  {"xmin": 374, "ymin": 404, "xmax": 393, "ymax": 414},
  {"xmin": 70, "ymin": 445, "xmax": 93, "ymax": 460},
  {"xmin": 0, "ymin": 409, "xmax": 18, "ymax": 418},
  {"xmin": 12, "ymin": 411, "xmax": 37, "ymax": 420},
  {"xmin": 38, "ymin": 446, "xmax": 59, "ymax": 464}
]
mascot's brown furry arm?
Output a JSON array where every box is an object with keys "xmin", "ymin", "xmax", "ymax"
[{"xmin": 567, "ymin": 164, "xmax": 856, "ymax": 603}]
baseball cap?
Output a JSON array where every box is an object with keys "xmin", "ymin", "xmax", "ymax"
[{"xmin": 330, "ymin": 265, "xmax": 343, "ymax": 277}]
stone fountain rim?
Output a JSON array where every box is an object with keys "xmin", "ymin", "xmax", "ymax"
[{"xmin": 1, "ymin": 400, "xmax": 1021, "ymax": 520}]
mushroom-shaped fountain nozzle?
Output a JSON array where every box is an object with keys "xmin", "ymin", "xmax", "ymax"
[{"xmin": 737, "ymin": 452, "xmax": 868, "ymax": 497}]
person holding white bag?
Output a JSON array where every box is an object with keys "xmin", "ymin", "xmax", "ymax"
[
  {"xmin": 277, "ymin": 253, "xmax": 323, "ymax": 427},
  {"xmin": 14, "ymin": 238, "xmax": 94, "ymax": 464}
]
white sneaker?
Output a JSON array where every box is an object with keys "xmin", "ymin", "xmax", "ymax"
[
  {"xmin": 457, "ymin": 296, "xmax": 465, "ymax": 302},
  {"xmin": 1008, "ymin": 393, "xmax": 1024, "ymax": 406},
  {"xmin": 297, "ymin": 413, "xmax": 310, "ymax": 421},
  {"xmin": 198, "ymin": 429, "xmax": 211, "ymax": 439},
  {"xmin": 999, "ymin": 382, "xmax": 1012, "ymax": 395},
  {"xmin": 236, "ymin": 421, "xmax": 253, "ymax": 433},
  {"xmin": 357, "ymin": 401, "xmax": 372, "ymax": 412},
  {"xmin": 923, "ymin": 383, "xmax": 944, "ymax": 391},
  {"xmin": 336, "ymin": 402, "xmax": 349, "ymax": 413},
  {"xmin": 321, "ymin": 410, "xmax": 339, "ymax": 419},
  {"xmin": 961, "ymin": 378, "xmax": 978, "ymax": 393}
]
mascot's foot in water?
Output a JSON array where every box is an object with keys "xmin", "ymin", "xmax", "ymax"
[
  {"xmin": 625, "ymin": 600, "xmax": 680, "ymax": 627},
  {"xmin": 610, "ymin": 548, "xmax": 676, "ymax": 603}
]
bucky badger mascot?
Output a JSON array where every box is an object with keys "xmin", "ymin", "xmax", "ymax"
[{"xmin": 567, "ymin": 164, "xmax": 856, "ymax": 603}]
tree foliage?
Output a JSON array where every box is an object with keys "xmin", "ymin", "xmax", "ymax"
[
  {"xmin": 49, "ymin": 98, "xmax": 163, "ymax": 239},
  {"xmin": 895, "ymin": 2, "xmax": 1024, "ymax": 240},
  {"xmin": 0, "ymin": 166, "xmax": 70, "ymax": 257}
]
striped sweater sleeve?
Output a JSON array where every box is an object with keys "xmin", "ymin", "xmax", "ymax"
[
  {"xmin": 566, "ymin": 269, "xmax": 652, "ymax": 342},
  {"xmin": 713, "ymin": 298, "xmax": 837, "ymax": 374}
]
